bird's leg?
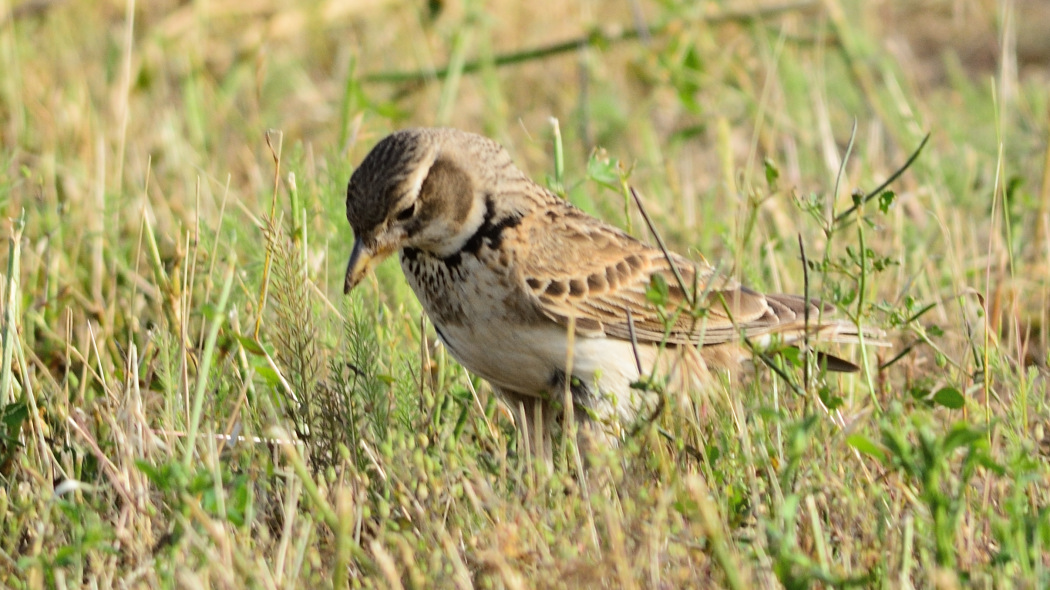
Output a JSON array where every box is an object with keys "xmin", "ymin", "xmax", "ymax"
[{"xmin": 497, "ymin": 389, "xmax": 555, "ymax": 470}]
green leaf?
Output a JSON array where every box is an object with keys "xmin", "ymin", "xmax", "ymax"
[
  {"xmin": 847, "ymin": 434, "xmax": 887, "ymax": 462},
  {"xmin": 779, "ymin": 346, "xmax": 802, "ymax": 368},
  {"xmin": 1, "ymin": 400, "xmax": 28, "ymax": 436},
  {"xmin": 878, "ymin": 190, "xmax": 896, "ymax": 214},
  {"xmin": 237, "ymin": 335, "xmax": 267, "ymax": 356},
  {"xmin": 254, "ymin": 364, "xmax": 282, "ymax": 387},
  {"xmin": 764, "ymin": 157, "xmax": 780, "ymax": 189},
  {"xmin": 200, "ymin": 303, "xmax": 220, "ymax": 321},
  {"xmin": 818, "ymin": 386, "xmax": 844, "ymax": 410},
  {"xmin": 932, "ymin": 387, "xmax": 965, "ymax": 409},
  {"xmin": 135, "ymin": 459, "xmax": 190, "ymax": 491},
  {"xmin": 943, "ymin": 422, "xmax": 985, "ymax": 452},
  {"xmin": 646, "ymin": 274, "xmax": 670, "ymax": 306},
  {"xmin": 586, "ymin": 152, "xmax": 620, "ymax": 189},
  {"xmin": 908, "ymin": 386, "xmax": 931, "ymax": 402}
]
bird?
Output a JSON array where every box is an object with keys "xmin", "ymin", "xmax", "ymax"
[{"xmin": 343, "ymin": 127, "xmax": 882, "ymax": 456}]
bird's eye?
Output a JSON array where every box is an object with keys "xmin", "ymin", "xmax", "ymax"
[{"xmin": 395, "ymin": 202, "xmax": 416, "ymax": 222}]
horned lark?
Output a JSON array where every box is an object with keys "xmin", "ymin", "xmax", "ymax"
[{"xmin": 344, "ymin": 127, "xmax": 879, "ymax": 452}]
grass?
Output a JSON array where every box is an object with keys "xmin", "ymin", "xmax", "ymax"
[{"xmin": 1, "ymin": 0, "xmax": 1049, "ymax": 587}]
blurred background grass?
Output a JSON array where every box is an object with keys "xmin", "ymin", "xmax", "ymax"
[{"xmin": 0, "ymin": 0, "xmax": 1048, "ymax": 587}]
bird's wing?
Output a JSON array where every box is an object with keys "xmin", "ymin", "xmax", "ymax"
[{"xmin": 515, "ymin": 203, "xmax": 796, "ymax": 346}]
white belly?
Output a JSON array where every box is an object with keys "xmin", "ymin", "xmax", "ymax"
[{"xmin": 433, "ymin": 321, "xmax": 641, "ymax": 398}]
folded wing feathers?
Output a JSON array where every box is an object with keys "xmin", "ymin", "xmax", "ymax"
[
  {"xmin": 520, "ymin": 205, "xmax": 885, "ymax": 353},
  {"xmin": 528, "ymin": 248, "xmax": 886, "ymax": 350}
]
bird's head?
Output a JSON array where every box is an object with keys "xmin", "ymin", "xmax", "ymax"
[{"xmin": 343, "ymin": 127, "xmax": 515, "ymax": 294}]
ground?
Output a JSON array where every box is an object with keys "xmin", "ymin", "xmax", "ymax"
[{"xmin": 0, "ymin": 0, "xmax": 1048, "ymax": 587}]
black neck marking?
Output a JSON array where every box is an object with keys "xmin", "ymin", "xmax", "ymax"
[
  {"xmin": 441, "ymin": 194, "xmax": 522, "ymax": 268},
  {"xmin": 401, "ymin": 247, "xmax": 421, "ymax": 262}
]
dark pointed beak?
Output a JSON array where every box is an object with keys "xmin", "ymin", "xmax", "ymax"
[{"xmin": 344, "ymin": 237, "xmax": 374, "ymax": 294}]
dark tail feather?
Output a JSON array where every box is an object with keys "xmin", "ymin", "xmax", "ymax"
[{"xmin": 815, "ymin": 351, "xmax": 861, "ymax": 373}]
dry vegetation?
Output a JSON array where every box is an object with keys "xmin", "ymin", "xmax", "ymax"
[{"xmin": 0, "ymin": 0, "xmax": 1048, "ymax": 587}]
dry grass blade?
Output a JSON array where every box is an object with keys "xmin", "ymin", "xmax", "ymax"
[
  {"xmin": 629, "ymin": 186, "xmax": 694, "ymax": 308},
  {"xmin": 833, "ymin": 133, "xmax": 931, "ymax": 227}
]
